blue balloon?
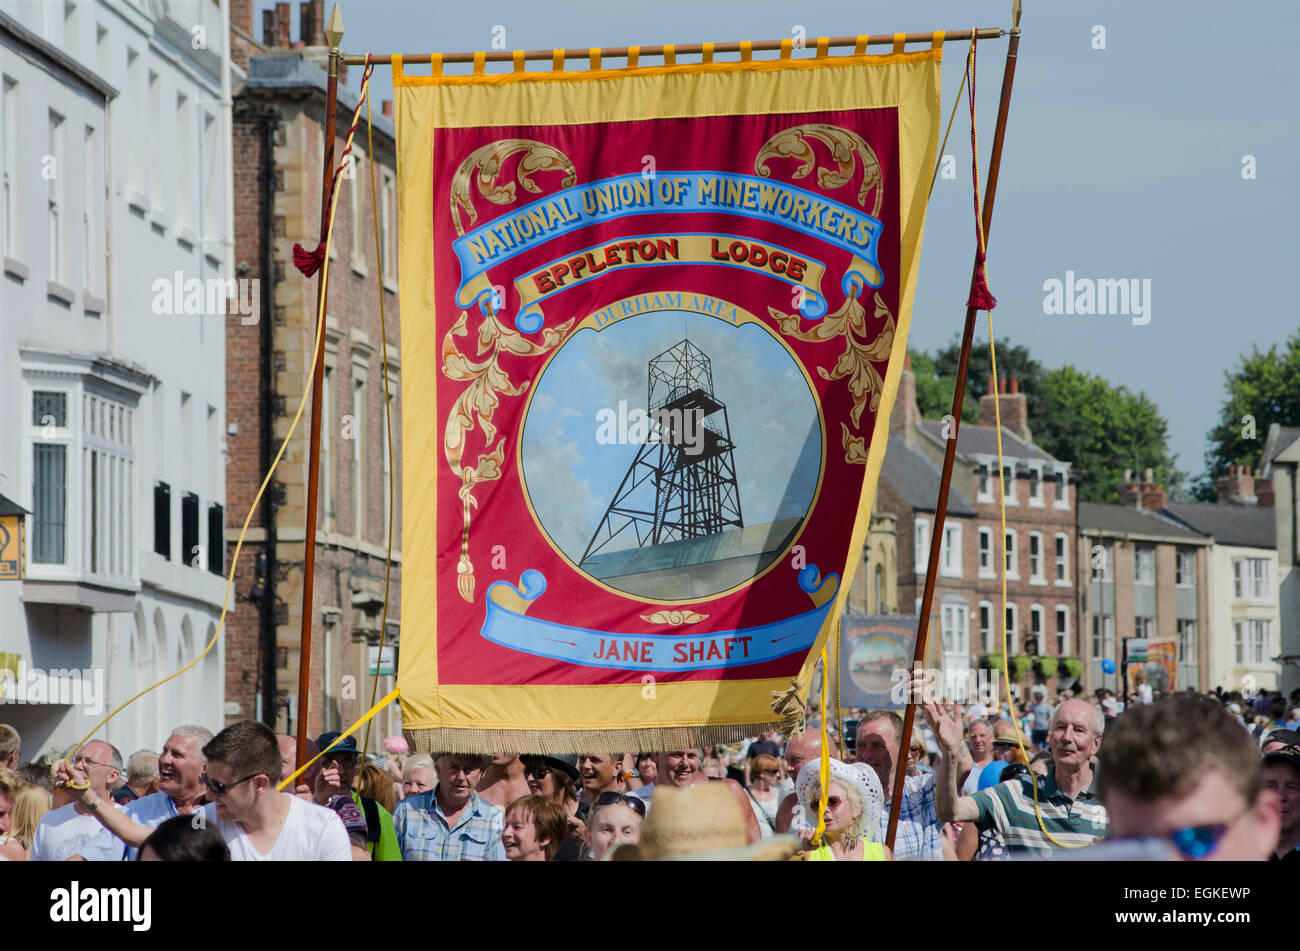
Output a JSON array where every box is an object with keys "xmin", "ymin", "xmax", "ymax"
[
  {"xmin": 978, "ymin": 761, "xmax": 1008, "ymax": 790},
  {"xmin": 1101, "ymin": 658, "xmax": 1116, "ymax": 675}
]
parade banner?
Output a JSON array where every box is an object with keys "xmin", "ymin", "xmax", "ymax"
[
  {"xmin": 1129, "ymin": 639, "xmax": 1177, "ymax": 693},
  {"xmin": 837, "ymin": 615, "xmax": 923, "ymax": 710},
  {"xmin": 394, "ymin": 46, "xmax": 941, "ymax": 750}
]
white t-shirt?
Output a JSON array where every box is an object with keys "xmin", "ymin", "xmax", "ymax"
[
  {"xmin": 960, "ymin": 761, "xmax": 981, "ymax": 797},
  {"xmin": 200, "ymin": 795, "xmax": 351, "ymax": 861},
  {"xmin": 31, "ymin": 801, "xmax": 124, "ymax": 862}
]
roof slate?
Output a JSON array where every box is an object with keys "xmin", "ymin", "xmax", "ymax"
[
  {"xmin": 916, "ymin": 419, "xmax": 1051, "ymax": 462},
  {"xmin": 1077, "ymin": 502, "xmax": 1206, "ymax": 542},
  {"xmin": 880, "ymin": 439, "xmax": 976, "ymax": 516},
  {"xmin": 1160, "ymin": 502, "xmax": 1275, "ymax": 549}
]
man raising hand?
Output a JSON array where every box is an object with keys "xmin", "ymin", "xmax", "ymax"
[{"xmin": 921, "ymin": 671, "xmax": 1108, "ymax": 856}]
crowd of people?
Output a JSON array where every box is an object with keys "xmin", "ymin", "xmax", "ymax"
[{"xmin": 0, "ymin": 681, "xmax": 1296, "ymax": 862}]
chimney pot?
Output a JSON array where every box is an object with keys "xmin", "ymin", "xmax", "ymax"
[
  {"xmin": 1256, "ymin": 476, "xmax": 1276, "ymax": 507},
  {"xmin": 1123, "ymin": 468, "xmax": 1132, "ymax": 482},
  {"xmin": 311, "ymin": 0, "xmax": 326, "ymax": 46},
  {"xmin": 382, "ymin": 99, "xmax": 394, "ymax": 118},
  {"xmin": 999, "ymin": 377, "xmax": 1007, "ymax": 395},
  {"xmin": 889, "ymin": 350, "xmax": 922, "ymax": 438},
  {"xmin": 1009, "ymin": 376, "xmax": 1019, "ymax": 394},
  {"xmin": 276, "ymin": 2, "xmax": 291, "ymax": 49},
  {"xmin": 905, "ymin": 353, "xmax": 912, "ymax": 371}
]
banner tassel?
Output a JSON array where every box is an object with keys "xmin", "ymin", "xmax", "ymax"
[
  {"xmin": 292, "ymin": 241, "xmax": 328, "ymax": 278},
  {"xmin": 770, "ymin": 678, "xmax": 807, "ymax": 735}
]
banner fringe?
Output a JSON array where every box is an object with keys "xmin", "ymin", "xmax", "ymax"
[{"xmin": 403, "ymin": 723, "xmax": 786, "ymax": 756}]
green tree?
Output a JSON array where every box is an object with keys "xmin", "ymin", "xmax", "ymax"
[
  {"xmin": 1032, "ymin": 365, "xmax": 1184, "ymax": 503},
  {"xmin": 907, "ymin": 349, "xmax": 949, "ymax": 419},
  {"xmin": 908, "ymin": 337, "xmax": 1044, "ymax": 424},
  {"xmin": 1198, "ymin": 330, "xmax": 1300, "ymax": 499},
  {"xmin": 933, "ymin": 336, "xmax": 1046, "ymax": 427}
]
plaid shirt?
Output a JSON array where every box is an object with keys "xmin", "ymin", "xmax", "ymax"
[
  {"xmin": 393, "ymin": 788, "xmax": 505, "ymax": 861},
  {"xmin": 879, "ymin": 773, "xmax": 945, "ymax": 861}
]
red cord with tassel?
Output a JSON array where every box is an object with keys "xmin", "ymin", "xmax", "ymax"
[
  {"xmin": 292, "ymin": 60, "xmax": 373, "ymax": 278},
  {"xmin": 964, "ymin": 36, "xmax": 997, "ymax": 313}
]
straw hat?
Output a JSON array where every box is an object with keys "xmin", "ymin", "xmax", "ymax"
[{"xmin": 608, "ymin": 782, "xmax": 798, "ymax": 861}]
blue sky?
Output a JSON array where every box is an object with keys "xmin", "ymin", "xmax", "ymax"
[
  {"xmin": 520, "ymin": 312, "xmax": 820, "ymax": 559},
  {"xmin": 267, "ymin": 0, "xmax": 1300, "ymax": 480}
]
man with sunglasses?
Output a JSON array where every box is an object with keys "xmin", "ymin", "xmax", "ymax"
[
  {"xmin": 35, "ymin": 740, "xmax": 125, "ymax": 861},
  {"xmin": 311, "ymin": 731, "xmax": 402, "ymax": 861},
  {"xmin": 196, "ymin": 720, "xmax": 351, "ymax": 860},
  {"xmin": 1096, "ymin": 695, "xmax": 1280, "ymax": 861}
]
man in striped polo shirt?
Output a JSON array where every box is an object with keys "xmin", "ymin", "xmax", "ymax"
[{"xmin": 928, "ymin": 694, "xmax": 1108, "ymax": 856}]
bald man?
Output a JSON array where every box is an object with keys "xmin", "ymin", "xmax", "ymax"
[
  {"xmin": 929, "ymin": 692, "xmax": 1109, "ymax": 855},
  {"xmin": 277, "ymin": 734, "xmax": 318, "ymax": 799},
  {"xmin": 774, "ymin": 731, "xmax": 823, "ymax": 833}
]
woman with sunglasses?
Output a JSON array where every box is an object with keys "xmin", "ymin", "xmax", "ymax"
[
  {"xmin": 521, "ymin": 754, "xmax": 584, "ymax": 860},
  {"xmin": 794, "ymin": 759, "xmax": 891, "ymax": 861},
  {"xmin": 585, "ymin": 791, "xmax": 646, "ymax": 860}
]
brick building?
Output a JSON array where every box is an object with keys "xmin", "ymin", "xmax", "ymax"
[
  {"xmin": 1076, "ymin": 484, "xmax": 1210, "ymax": 695},
  {"xmin": 224, "ymin": 3, "xmax": 402, "ymax": 748},
  {"xmin": 876, "ymin": 365, "xmax": 1082, "ymax": 696}
]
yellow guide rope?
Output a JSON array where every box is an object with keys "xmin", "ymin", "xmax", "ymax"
[
  {"xmin": 811, "ymin": 646, "xmax": 831, "ymax": 846},
  {"xmin": 971, "ymin": 33, "xmax": 1083, "ymax": 849}
]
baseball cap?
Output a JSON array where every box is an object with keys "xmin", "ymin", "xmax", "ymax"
[
  {"xmin": 316, "ymin": 731, "xmax": 360, "ymax": 757},
  {"xmin": 1262, "ymin": 745, "xmax": 1300, "ymax": 773}
]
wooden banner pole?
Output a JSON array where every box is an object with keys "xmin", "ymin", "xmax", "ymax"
[
  {"xmin": 886, "ymin": 1, "xmax": 1022, "ymax": 852},
  {"xmin": 296, "ymin": 4, "xmax": 344, "ymax": 771}
]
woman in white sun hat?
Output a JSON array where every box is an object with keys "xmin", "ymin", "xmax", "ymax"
[{"xmin": 795, "ymin": 758, "xmax": 891, "ymax": 861}]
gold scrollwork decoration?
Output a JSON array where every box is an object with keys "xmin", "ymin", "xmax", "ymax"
[
  {"xmin": 443, "ymin": 308, "xmax": 575, "ymax": 601},
  {"xmin": 754, "ymin": 123, "xmax": 883, "ymax": 218},
  {"xmin": 640, "ymin": 610, "xmax": 710, "ymax": 626},
  {"xmin": 756, "ymin": 123, "xmax": 894, "ymax": 463},
  {"xmin": 769, "ymin": 286, "xmax": 896, "ymax": 457},
  {"xmin": 450, "ymin": 139, "xmax": 577, "ymax": 236}
]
